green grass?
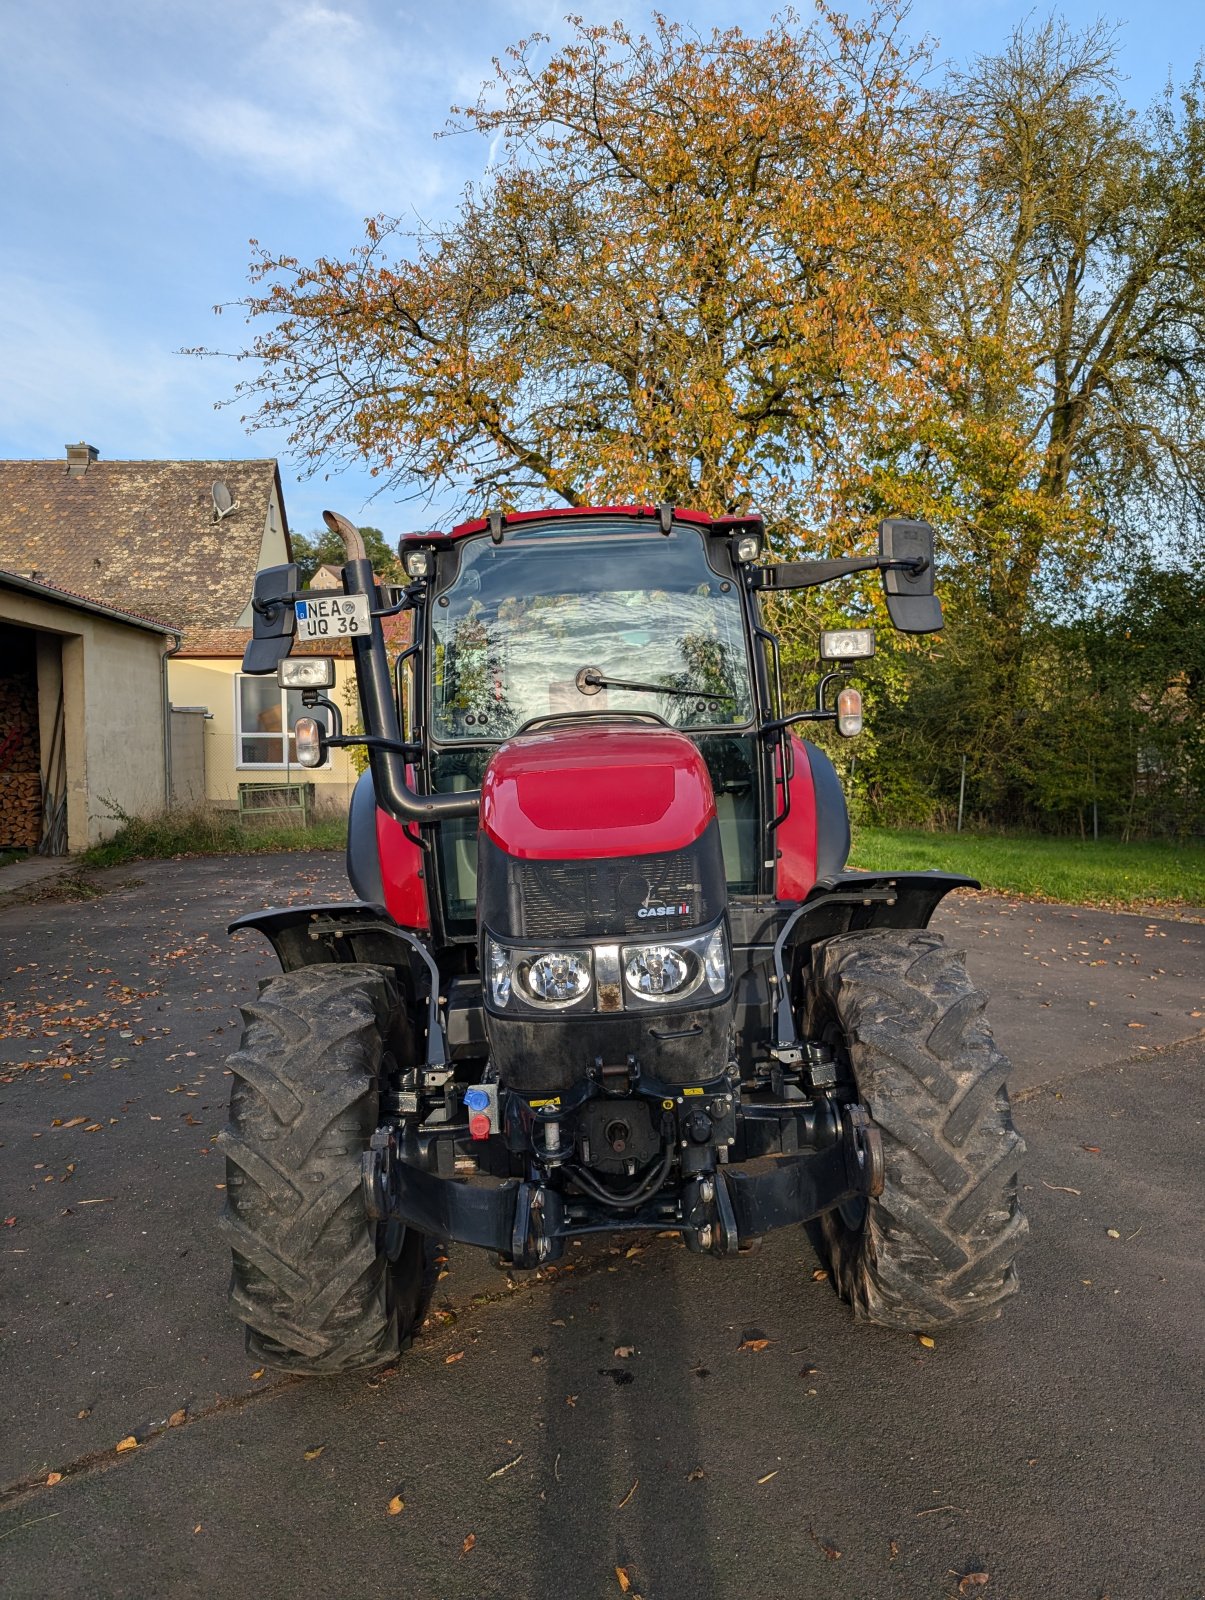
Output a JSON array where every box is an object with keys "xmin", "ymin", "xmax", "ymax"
[
  {"xmin": 849, "ymin": 827, "xmax": 1205, "ymax": 909},
  {"xmin": 80, "ymin": 805, "xmax": 349, "ymax": 869}
]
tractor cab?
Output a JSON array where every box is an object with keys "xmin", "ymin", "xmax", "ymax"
[{"xmin": 413, "ymin": 510, "xmax": 765, "ymax": 939}]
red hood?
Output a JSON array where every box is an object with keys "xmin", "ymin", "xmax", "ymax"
[{"xmin": 480, "ymin": 725, "xmax": 716, "ymax": 861}]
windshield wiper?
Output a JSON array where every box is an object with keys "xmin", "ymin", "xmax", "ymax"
[{"xmin": 576, "ymin": 666, "xmax": 732, "ymax": 702}]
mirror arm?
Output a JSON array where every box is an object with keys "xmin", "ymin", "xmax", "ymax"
[{"xmin": 754, "ymin": 555, "xmax": 926, "ymax": 590}]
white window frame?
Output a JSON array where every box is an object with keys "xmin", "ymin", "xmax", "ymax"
[{"xmin": 234, "ymin": 674, "xmax": 332, "ymax": 772}]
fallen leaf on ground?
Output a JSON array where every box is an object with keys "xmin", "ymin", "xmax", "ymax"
[
  {"xmin": 168, "ymin": 1409, "xmax": 187, "ymax": 1427},
  {"xmin": 116, "ymin": 1436, "xmax": 138, "ymax": 1453},
  {"xmin": 614, "ymin": 1345, "xmax": 635, "ymax": 1358},
  {"xmin": 46, "ymin": 1472, "xmax": 62, "ymax": 1486},
  {"xmin": 565, "ymin": 1394, "xmax": 578, "ymax": 1406},
  {"xmin": 193, "ymin": 1524, "xmax": 202, "ymax": 1534},
  {"xmin": 387, "ymin": 1494, "xmax": 405, "ymax": 1515},
  {"xmin": 1082, "ymin": 1145, "xmax": 1101, "ymax": 1154},
  {"xmin": 615, "ymin": 1568, "xmax": 633, "ymax": 1594},
  {"xmin": 808, "ymin": 1529, "xmax": 841, "ymax": 1560},
  {"xmin": 487, "ymin": 1454, "xmax": 522, "ymax": 1480},
  {"xmin": 686, "ymin": 1467, "xmax": 705, "ymax": 1482},
  {"xmin": 461, "ymin": 1533, "xmax": 476, "ymax": 1556},
  {"xmin": 888, "ymin": 1539, "xmax": 899, "ymax": 1560},
  {"xmin": 445, "ymin": 1350, "xmax": 465, "ymax": 1365},
  {"xmin": 959, "ymin": 1575, "xmax": 990, "ymax": 1594},
  {"xmin": 737, "ymin": 1337, "xmax": 774, "ymax": 1353},
  {"xmin": 250, "ymin": 1368, "xmax": 265, "ymax": 1380},
  {"xmin": 77, "ymin": 1409, "xmax": 90, "ymax": 1420},
  {"xmin": 757, "ymin": 1471, "xmax": 779, "ymax": 1485},
  {"xmin": 1041, "ymin": 1180, "xmax": 1081, "ymax": 1195},
  {"xmin": 916, "ymin": 1335, "xmax": 935, "ymax": 1349},
  {"xmin": 304, "ymin": 1446, "xmax": 325, "ymax": 1461},
  {"xmin": 811, "ymin": 1268, "xmax": 828, "ymax": 1282},
  {"xmin": 58, "ymin": 1117, "xmax": 87, "ymax": 1130},
  {"xmin": 1106, "ymin": 1229, "xmax": 1121, "ymax": 1239},
  {"xmin": 617, "ymin": 1478, "xmax": 638, "ymax": 1508}
]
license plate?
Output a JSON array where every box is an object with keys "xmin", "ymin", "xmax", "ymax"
[{"xmin": 295, "ymin": 593, "xmax": 371, "ymax": 639}]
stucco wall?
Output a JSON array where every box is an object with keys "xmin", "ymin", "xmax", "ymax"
[
  {"xmin": 168, "ymin": 656, "xmax": 359, "ymax": 814},
  {"xmin": 0, "ymin": 590, "xmax": 169, "ymax": 848}
]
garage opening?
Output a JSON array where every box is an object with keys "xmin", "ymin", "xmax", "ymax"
[
  {"xmin": 0, "ymin": 624, "xmax": 67, "ymax": 854},
  {"xmin": 0, "ymin": 627, "xmax": 43, "ymax": 851}
]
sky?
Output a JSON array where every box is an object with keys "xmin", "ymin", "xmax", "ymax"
[{"xmin": 3, "ymin": 0, "xmax": 1201, "ymax": 544}]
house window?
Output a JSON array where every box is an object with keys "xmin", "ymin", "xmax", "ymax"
[{"xmin": 236, "ymin": 676, "xmax": 330, "ymax": 769}]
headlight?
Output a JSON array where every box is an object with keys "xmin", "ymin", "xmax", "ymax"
[
  {"xmin": 701, "ymin": 926, "xmax": 728, "ymax": 993},
  {"xmin": 621, "ymin": 923, "xmax": 730, "ymax": 1004},
  {"xmin": 487, "ymin": 938, "xmax": 512, "ymax": 1008},
  {"xmin": 624, "ymin": 945, "xmax": 691, "ymax": 997},
  {"xmin": 486, "ymin": 938, "xmax": 593, "ymax": 1010},
  {"xmin": 523, "ymin": 952, "xmax": 591, "ymax": 1004}
]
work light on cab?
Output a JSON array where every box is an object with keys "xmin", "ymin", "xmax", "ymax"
[
  {"xmin": 403, "ymin": 548, "xmax": 433, "ymax": 579},
  {"xmin": 277, "ymin": 656, "xmax": 336, "ymax": 688},
  {"xmin": 820, "ymin": 628, "xmax": 875, "ymax": 662}
]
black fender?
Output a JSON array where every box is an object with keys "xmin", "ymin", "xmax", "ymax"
[
  {"xmin": 769, "ymin": 871, "xmax": 980, "ymax": 1053},
  {"xmin": 228, "ymin": 901, "xmax": 447, "ymax": 1066}
]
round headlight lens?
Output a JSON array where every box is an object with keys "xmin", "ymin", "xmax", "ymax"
[
  {"xmin": 624, "ymin": 945, "xmax": 692, "ymax": 997},
  {"xmin": 524, "ymin": 952, "xmax": 591, "ymax": 1004}
]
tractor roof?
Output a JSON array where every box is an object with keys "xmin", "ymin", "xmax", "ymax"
[{"xmin": 398, "ymin": 505, "xmax": 763, "ymax": 547}]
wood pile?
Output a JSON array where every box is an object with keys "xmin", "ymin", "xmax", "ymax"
[{"xmin": 0, "ymin": 663, "xmax": 43, "ymax": 850}]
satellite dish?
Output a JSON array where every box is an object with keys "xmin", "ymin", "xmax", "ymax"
[{"xmin": 212, "ymin": 480, "xmax": 239, "ymax": 522}]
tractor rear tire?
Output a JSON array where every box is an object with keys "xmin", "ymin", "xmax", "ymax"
[
  {"xmin": 219, "ymin": 963, "xmax": 425, "ymax": 1374},
  {"xmin": 803, "ymin": 928, "xmax": 1028, "ymax": 1331}
]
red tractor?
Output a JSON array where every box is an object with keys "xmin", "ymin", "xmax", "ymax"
[{"xmin": 222, "ymin": 505, "xmax": 1026, "ymax": 1373}]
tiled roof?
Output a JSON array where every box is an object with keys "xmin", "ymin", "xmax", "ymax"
[
  {"xmin": 178, "ymin": 627, "xmax": 354, "ymax": 660},
  {"xmin": 0, "ymin": 455, "xmax": 287, "ymax": 636},
  {"xmin": 0, "ymin": 568, "xmax": 182, "ymax": 635}
]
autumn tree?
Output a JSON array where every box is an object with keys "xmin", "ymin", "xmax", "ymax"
[
  {"xmin": 884, "ymin": 22, "xmax": 1205, "ymax": 594},
  {"xmin": 292, "ymin": 524, "xmax": 401, "ymax": 585},
  {"xmin": 851, "ymin": 19, "xmax": 1205, "ymax": 821},
  {"xmin": 222, "ymin": 7, "xmax": 950, "ymax": 548}
]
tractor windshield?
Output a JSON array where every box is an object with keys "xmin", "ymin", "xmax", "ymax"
[{"xmin": 430, "ymin": 523, "xmax": 753, "ymax": 741}]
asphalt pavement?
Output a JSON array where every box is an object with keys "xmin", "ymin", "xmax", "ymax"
[{"xmin": 1, "ymin": 854, "xmax": 1202, "ymax": 1600}]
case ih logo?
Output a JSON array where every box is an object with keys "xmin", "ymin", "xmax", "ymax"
[{"xmin": 638, "ymin": 882, "xmax": 690, "ymax": 919}]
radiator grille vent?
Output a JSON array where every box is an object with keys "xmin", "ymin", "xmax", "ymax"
[{"xmin": 517, "ymin": 851, "xmax": 703, "ymax": 941}]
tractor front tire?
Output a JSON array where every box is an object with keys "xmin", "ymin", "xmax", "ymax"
[
  {"xmin": 219, "ymin": 963, "xmax": 424, "ymax": 1374},
  {"xmin": 804, "ymin": 928, "xmax": 1028, "ymax": 1331}
]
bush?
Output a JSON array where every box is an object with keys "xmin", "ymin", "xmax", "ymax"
[{"xmin": 80, "ymin": 805, "xmax": 348, "ymax": 868}]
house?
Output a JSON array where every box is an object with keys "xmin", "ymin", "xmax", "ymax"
[
  {"xmin": 0, "ymin": 444, "xmax": 362, "ymax": 828},
  {"xmin": 0, "ymin": 571, "xmax": 180, "ymax": 851}
]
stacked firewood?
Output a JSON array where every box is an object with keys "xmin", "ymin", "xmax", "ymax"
[{"xmin": 0, "ymin": 668, "xmax": 43, "ymax": 849}]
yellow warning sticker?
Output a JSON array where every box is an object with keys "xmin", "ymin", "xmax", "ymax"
[
  {"xmin": 529, "ymin": 1097, "xmax": 561, "ymax": 1109},
  {"xmin": 683, "ymin": 1087, "xmax": 705, "ymax": 1096}
]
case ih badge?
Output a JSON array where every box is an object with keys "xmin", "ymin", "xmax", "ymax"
[{"xmin": 223, "ymin": 505, "xmax": 1027, "ymax": 1374}]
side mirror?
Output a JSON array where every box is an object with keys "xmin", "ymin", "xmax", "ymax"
[
  {"xmin": 242, "ymin": 563, "xmax": 300, "ymax": 673},
  {"xmin": 879, "ymin": 520, "xmax": 943, "ymax": 634}
]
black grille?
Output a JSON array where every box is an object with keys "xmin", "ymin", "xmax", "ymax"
[{"xmin": 518, "ymin": 851, "xmax": 704, "ymax": 940}]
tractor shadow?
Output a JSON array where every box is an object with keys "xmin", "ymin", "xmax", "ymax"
[{"xmin": 529, "ymin": 1236, "xmax": 725, "ymax": 1600}]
